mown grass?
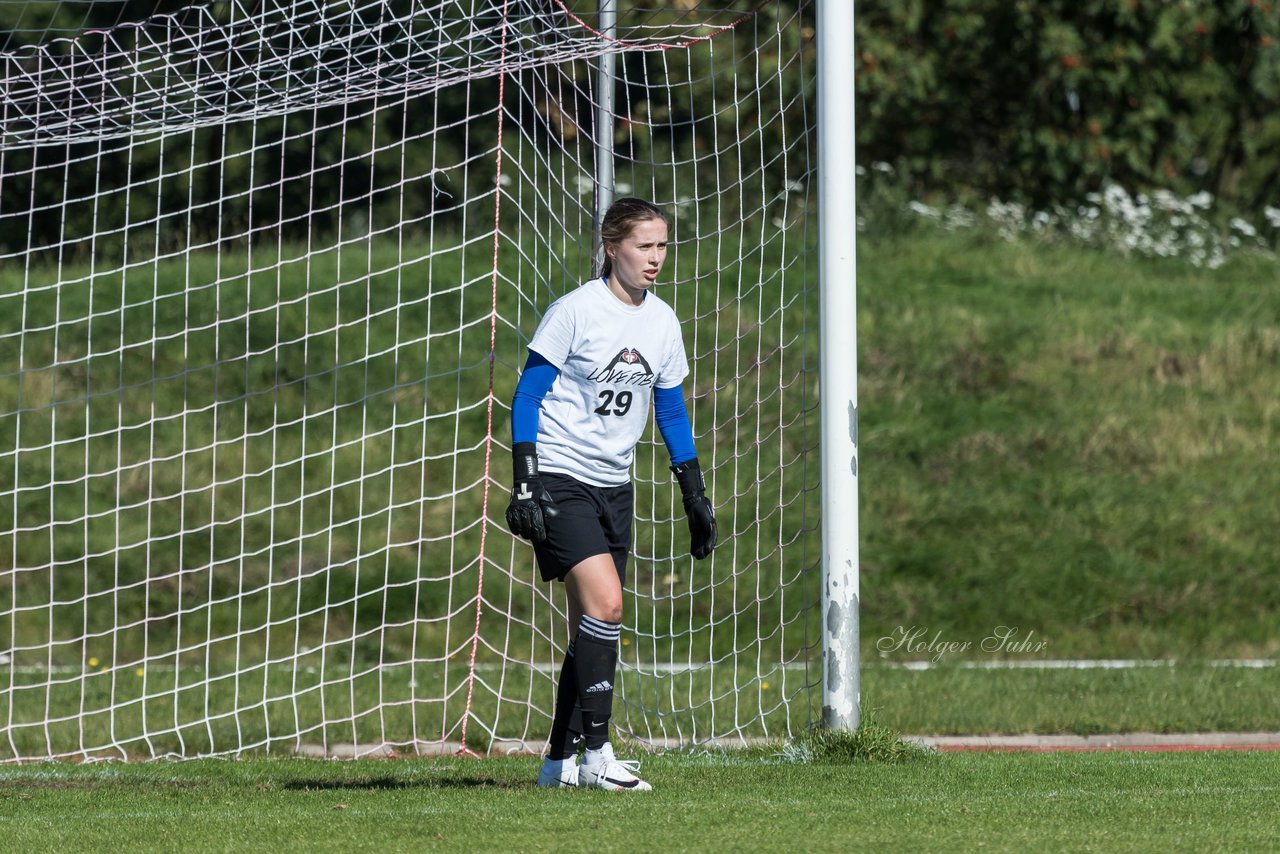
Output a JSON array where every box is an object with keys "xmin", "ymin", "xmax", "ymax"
[
  {"xmin": 0, "ymin": 659, "xmax": 815, "ymax": 761},
  {"xmin": 0, "ymin": 224, "xmax": 822, "ymax": 756},
  {"xmin": 1, "ymin": 750, "xmax": 1278, "ymax": 852},
  {"xmin": 857, "ymin": 232, "xmax": 1280, "ymax": 659},
  {"xmin": 7, "ymin": 230, "xmax": 1278, "ymax": 666},
  {"xmin": 0, "ymin": 230, "xmax": 821, "ymax": 669},
  {"xmin": 863, "ymin": 662, "xmax": 1280, "ymax": 735},
  {"xmin": 4, "ymin": 225, "xmax": 1280, "ymax": 758},
  {"xmin": 4, "ymin": 658, "xmax": 1277, "ymax": 762}
]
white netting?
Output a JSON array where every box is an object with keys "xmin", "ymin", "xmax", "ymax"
[{"xmin": 0, "ymin": 0, "xmax": 819, "ymax": 761}]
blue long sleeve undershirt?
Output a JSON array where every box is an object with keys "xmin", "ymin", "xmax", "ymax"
[
  {"xmin": 511, "ymin": 350, "xmax": 558, "ymax": 445},
  {"xmin": 652, "ymin": 384, "xmax": 696, "ymax": 465},
  {"xmin": 511, "ymin": 350, "xmax": 697, "ymax": 464}
]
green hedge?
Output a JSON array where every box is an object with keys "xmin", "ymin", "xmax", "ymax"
[
  {"xmin": 856, "ymin": 0, "xmax": 1280, "ymax": 216},
  {"xmin": 7, "ymin": 1, "xmax": 1279, "ymax": 238}
]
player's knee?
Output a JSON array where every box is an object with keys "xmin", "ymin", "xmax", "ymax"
[
  {"xmin": 598, "ymin": 598, "xmax": 623, "ymax": 624},
  {"xmin": 584, "ymin": 595, "xmax": 622, "ymax": 625}
]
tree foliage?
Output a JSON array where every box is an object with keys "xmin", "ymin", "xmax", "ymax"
[
  {"xmin": 856, "ymin": 0, "xmax": 1280, "ymax": 214},
  {"xmin": 5, "ymin": 0, "xmax": 1280, "ymax": 258},
  {"xmin": 1, "ymin": 1, "xmax": 808, "ymax": 259}
]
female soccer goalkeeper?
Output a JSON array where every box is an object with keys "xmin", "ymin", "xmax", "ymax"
[{"xmin": 506, "ymin": 197, "xmax": 717, "ymax": 792}]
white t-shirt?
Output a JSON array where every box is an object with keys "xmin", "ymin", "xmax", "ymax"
[{"xmin": 529, "ymin": 278, "xmax": 689, "ymax": 486}]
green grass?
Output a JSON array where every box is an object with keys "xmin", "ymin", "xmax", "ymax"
[
  {"xmin": 6, "ymin": 229, "xmax": 1278, "ymax": 668},
  {"xmin": 0, "ymin": 231, "xmax": 822, "ymax": 668},
  {"xmin": 5, "ymin": 226, "xmax": 1280, "ymax": 758},
  {"xmin": 0, "ymin": 659, "xmax": 814, "ymax": 761},
  {"xmin": 1, "ymin": 750, "xmax": 1278, "ymax": 852},
  {"xmin": 857, "ymin": 232, "xmax": 1280, "ymax": 658},
  {"xmin": 4, "ymin": 660, "xmax": 1276, "ymax": 762},
  {"xmin": 864, "ymin": 662, "xmax": 1280, "ymax": 735}
]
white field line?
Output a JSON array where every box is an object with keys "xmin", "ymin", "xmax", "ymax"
[
  {"xmin": 884, "ymin": 658, "xmax": 1277, "ymax": 671},
  {"xmin": 0, "ymin": 658, "xmax": 1274, "ymax": 676},
  {"xmin": 907, "ymin": 731, "xmax": 1280, "ymax": 751}
]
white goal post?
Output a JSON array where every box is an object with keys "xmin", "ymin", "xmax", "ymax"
[{"xmin": 0, "ymin": 0, "xmax": 855, "ymax": 761}]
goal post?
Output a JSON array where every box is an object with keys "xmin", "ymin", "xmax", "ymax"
[
  {"xmin": 592, "ymin": 0, "xmax": 616, "ymax": 264},
  {"xmin": 0, "ymin": 0, "xmax": 843, "ymax": 761},
  {"xmin": 816, "ymin": 0, "xmax": 859, "ymax": 732}
]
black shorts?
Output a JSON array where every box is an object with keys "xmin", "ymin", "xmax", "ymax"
[{"xmin": 532, "ymin": 473, "xmax": 633, "ymax": 584}]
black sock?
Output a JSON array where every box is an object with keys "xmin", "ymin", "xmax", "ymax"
[
  {"xmin": 547, "ymin": 641, "xmax": 582, "ymax": 760},
  {"xmin": 573, "ymin": 615, "xmax": 619, "ymax": 751}
]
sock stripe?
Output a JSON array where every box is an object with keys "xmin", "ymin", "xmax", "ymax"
[
  {"xmin": 578, "ymin": 615, "xmax": 620, "ymax": 642},
  {"xmin": 566, "ymin": 640, "xmax": 575, "ymax": 657}
]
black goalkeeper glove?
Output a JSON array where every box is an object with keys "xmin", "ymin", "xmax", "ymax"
[
  {"xmin": 671, "ymin": 458, "xmax": 717, "ymax": 560},
  {"xmin": 506, "ymin": 443, "xmax": 559, "ymax": 544}
]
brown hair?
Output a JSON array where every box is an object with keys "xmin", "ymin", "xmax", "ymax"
[{"xmin": 599, "ymin": 197, "xmax": 671, "ymax": 279}]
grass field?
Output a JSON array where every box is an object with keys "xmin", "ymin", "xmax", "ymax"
[
  {"xmin": 863, "ymin": 662, "xmax": 1280, "ymax": 735},
  {"xmin": 856, "ymin": 232, "xmax": 1280, "ymax": 659},
  {"xmin": 1, "ymin": 748, "xmax": 1278, "ymax": 852},
  {"xmin": 6, "ymin": 228, "xmax": 1277, "ymax": 667},
  {"xmin": 5, "ymin": 224, "xmax": 1280, "ymax": 760},
  {"xmin": 4, "ymin": 660, "xmax": 1277, "ymax": 762}
]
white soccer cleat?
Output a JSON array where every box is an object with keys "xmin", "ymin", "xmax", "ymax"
[
  {"xmin": 578, "ymin": 742, "xmax": 652, "ymax": 792},
  {"xmin": 536, "ymin": 756, "xmax": 579, "ymax": 789}
]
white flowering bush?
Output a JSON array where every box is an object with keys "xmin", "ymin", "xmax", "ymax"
[{"xmin": 860, "ymin": 162, "xmax": 1277, "ymax": 269}]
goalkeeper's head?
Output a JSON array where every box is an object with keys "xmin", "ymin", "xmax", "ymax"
[{"xmin": 599, "ymin": 197, "xmax": 671, "ymax": 279}]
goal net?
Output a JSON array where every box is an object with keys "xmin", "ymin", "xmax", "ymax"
[{"xmin": 0, "ymin": 0, "xmax": 821, "ymax": 761}]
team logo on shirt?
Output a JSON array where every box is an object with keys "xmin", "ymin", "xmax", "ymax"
[{"xmin": 586, "ymin": 347, "xmax": 656, "ymax": 386}]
